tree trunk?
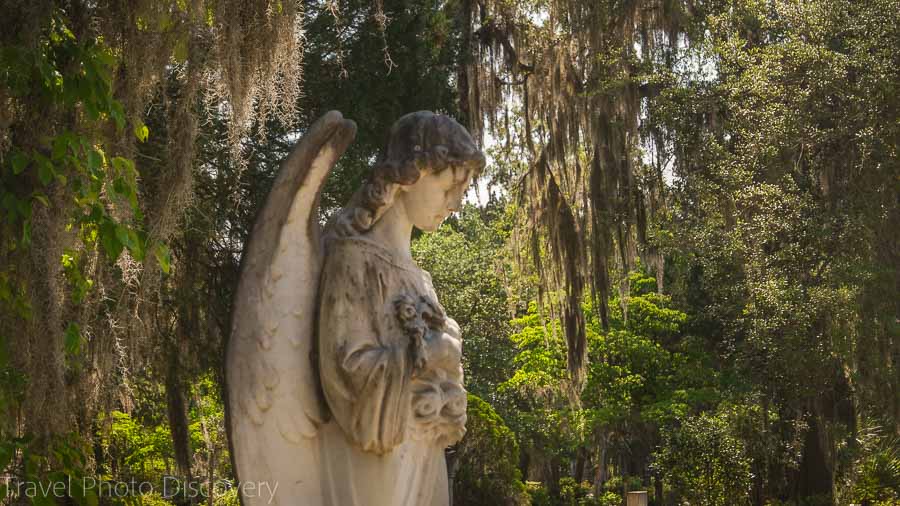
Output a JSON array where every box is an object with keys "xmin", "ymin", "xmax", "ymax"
[
  {"xmin": 519, "ymin": 447, "xmax": 531, "ymax": 481},
  {"xmin": 197, "ymin": 393, "xmax": 216, "ymax": 506},
  {"xmin": 654, "ymin": 475, "xmax": 663, "ymax": 506},
  {"xmin": 166, "ymin": 354, "xmax": 192, "ymax": 484},
  {"xmin": 796, "ymin": 414, "xmax": 832, "ymax": 501},
  {"xmin": 573, "ymin": 446, "xmax": 587, "ymax": 484},
  {"xmin": 547, "ymin": 456, "xmax": 562, "ymax": 497},
  {"xmin": 593, "ymin": 434, "xmax": 609, "ymax": 496}
]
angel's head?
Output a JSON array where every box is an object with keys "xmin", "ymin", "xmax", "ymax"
[{"xmin": 336, "ymin": 111, "xmax": 485, "ymax": 235}]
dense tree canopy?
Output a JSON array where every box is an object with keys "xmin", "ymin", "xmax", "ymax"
[{"xmin": 1, "ymin": 0, "xmax": 897, "ymax": 505}]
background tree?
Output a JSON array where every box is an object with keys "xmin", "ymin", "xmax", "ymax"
[
  {"xmin": 1, "ymin": 0, "xmax": 897, "ymax": 505},
  {"xmin": 463, "ymin": 0, "xmax": 898, "ymax": 503}
]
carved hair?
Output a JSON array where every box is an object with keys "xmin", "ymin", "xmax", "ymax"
[{"xmin": 329, "ymin": 111, "xmax": 486, "ymax": 237}]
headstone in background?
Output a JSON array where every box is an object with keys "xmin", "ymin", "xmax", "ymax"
[{"xmin": 626, "ymin": 491, "xmax": 648, "ymax": 506}]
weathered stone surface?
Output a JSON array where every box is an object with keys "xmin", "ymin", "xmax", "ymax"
[{"xmin": 226, "ymin": 111, "xmax": 484, "ymax": 506}]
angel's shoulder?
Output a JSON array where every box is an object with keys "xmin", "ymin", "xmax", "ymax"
[
  {"xmin": 324, "ymin": 236, "xmax": 419, "ymax": 273},
  {"xmin": 325, "ymin": 235, "xmax": 383, "ymax": 267}
]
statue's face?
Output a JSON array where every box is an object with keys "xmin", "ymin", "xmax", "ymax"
[{"xmin": 397, "ymin": 165, "xmax": 474, "ymax": 231}]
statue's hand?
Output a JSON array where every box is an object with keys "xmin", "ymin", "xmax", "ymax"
[
  {"xmin": 423, "ymin": 328, "xmax": 462, "ymax": 373},
  {"xmin": 444, "ymin": 317, "xmax": 461, "ymax": 342},
  {"xmin": 395, "ymin": 296, "xmax": 463, "ymax": 375},
  {"xmin": 409, "ymin": 370, "xmax": 468, "ymax": 446}
]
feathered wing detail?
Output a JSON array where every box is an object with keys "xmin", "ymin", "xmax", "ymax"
[{"xmin": 226, "ymin": 111, "xmax": 357, "ymax": 506}]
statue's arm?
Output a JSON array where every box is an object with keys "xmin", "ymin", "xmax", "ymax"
[{"xmin": 317, "ymin": 250, "xmax": 411, "ymax": 454}]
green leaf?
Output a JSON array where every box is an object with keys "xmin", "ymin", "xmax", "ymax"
[
  {"xmin": 32, "ymin": 193, "xmax": 50, "ymax": 207},
  {"xmin": 133, "ymin": 121, "xmax": 149, "ymax": 143},
  {"xmin": 109, "ymin": 101, "xmax": 126, "ymax": 130},
  {"xmin": 83, "ymin": 99, "xmax": 100, "ymax": 121},
  {"xmin": 83, "ymin": 490, "xmax": 99, "ymax": 506},
  {"xmin": 32, "ymin": 491, "xmax": 56, "ymax": 506},
  {"xmin": 173, "ymin": 38, "xmax": 189, "ymax": 64},
  {"xmin": 94, "ymin": 47, "xmax": 117, "ymax": 69},
  {"xmin": 0, "ymin": 442, "xmax": 13, "ymax": 471},
  {"xmin": 133, "ymin": 229, "xmax": 148, "ymax": 260},
  {"xmin": 11, "ymin": 151, "xmax": 29, "ymax": 175},
  {"xmin": 22, "ymin": 217, "xmax": 31, "ymax": 246},
  {"xmin": 35, "ymin": 154, "xmax": 54, "ymax": 186},
  {"xmin": 157, "ymin": 11, "xmax": 173, "ymax": 31},
  {"xmin": 99, "ymin": 221, "xmax": 123, "ymax": 260},
  {"xmin": 65, "ymin": 322, "xmax": 82, "ymax": 356},
  {"xmin": 154, "ymin": 243, "xmax": 172, "ymax": 274},
  {"xmin": 52, "ymin": 133, "xmax": 70, "ymax": 160},
  {"xmin": 112, "ymin": 177, "xmax": 129, "ymax": 198},
  {"xmin": 118, "ymin": 226, "xmax": 141, "ymax": 257},
  {"xmin": 16, "ymin": 196, "xmax": 31, "ymax": 218},
  {"xmin": 58, "ymin": 22, "xmax": 75, "ymax": 40},
  {"xmin": 115, "ymin": 225, "xmax": 145, "ymax": 261},
  {"xmin": 24, "ymin": 451, "xmax": 38, "ymax": 476},
  {"xmin": 110, "ymin": 156, "xmax": 135, "ymax": 177},
  {"xmin": 86, "ymin": 148, "xmax": 103, "ymax": 172},
  {"xmin": 114, "ymin": 224, "xmax": 132, "ymax": 249}
]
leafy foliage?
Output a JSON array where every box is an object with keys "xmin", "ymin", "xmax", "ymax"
[
  {"xmin": 652, "ymin": 410, "xmax": 753, "ymax": 505},
  {"xmin": 453, "ymin": 394, "xmax": 529, "ymax": 506},
  {"xmin": 499, "ymin": 269, "xmax": 718, "ymax": 501},
  {"xmin": 0, "ymin": 9, "xmax": 161, "ymax": 265},
  {"xmin": 413, "ymin": 203, "xmax": 520, "ymax": 401},
  {"xmin": 0, "ymin": 0, "xmax": 897, "ymax": 505}
]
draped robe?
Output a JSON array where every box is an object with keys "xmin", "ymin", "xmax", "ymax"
[{"xmin": 316, "ymin": 235, "xmax": 466, "ymax": 506}]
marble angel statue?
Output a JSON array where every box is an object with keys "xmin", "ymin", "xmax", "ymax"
[{"xmin": 225, "ymin": 111, "xmax": 485, "ymax": 506}]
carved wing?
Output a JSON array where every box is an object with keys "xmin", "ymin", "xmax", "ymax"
[{"xmin": 225, "ymin": 111, "xmax": 356, "ymax": 505}]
